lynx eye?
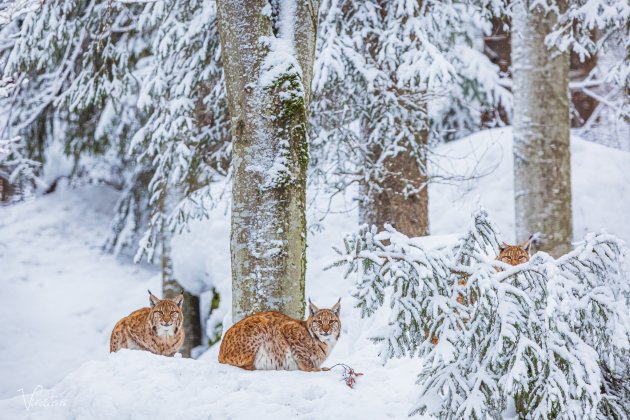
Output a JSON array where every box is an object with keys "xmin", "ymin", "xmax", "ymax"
[
  {"xmin": 519, "ymin": 256, "xmax": 528, "ymax": 262},
  {"xmin": 501, "ymin": 257, "xmax": 510, "ymax": 262},
  {"xmin": 170, "ymin": 311, "xmax": 178, "ymax": 317},
  {"xmin": 155, "ymin": 311, "xmax": 163, "ymax": 315}
]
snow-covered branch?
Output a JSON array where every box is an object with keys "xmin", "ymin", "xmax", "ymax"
[{"xmin": 332, "ymin": 208, "xmax": 630, "ymax": 418}]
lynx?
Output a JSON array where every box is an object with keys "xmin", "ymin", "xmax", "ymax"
[
  {"xmin": 434, "ymin": 236, "xmax": 534, "ymax": 346},
  {"xmin": 218, "ymin": 299, "xmax": 341, "ymax": 372},
  {"xmin": 110, "ymin": 290, "xmax": 185, "ymax": 356},
  {"xmin": 453, "ymin": 236, "xmax": 533, "ymax": 311},
  {"xmin": 496, "ymin": 236, "xmax": 532, "ymax": 268}
]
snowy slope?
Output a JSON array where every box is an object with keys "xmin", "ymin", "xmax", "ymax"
[
  {"xmin": 429, "ymin": 127, "xmax": 630, "ymax": 244},
  {"xmin": 0, "ymin": 186, "xmax": 159, "ymax": 399},
  {"xmin": 0, "ymin": 128, "xmax": 628, "ymax": 419}
]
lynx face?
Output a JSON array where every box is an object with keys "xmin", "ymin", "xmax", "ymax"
[
  {"xmin": 307, "ymin": 299, "xmax": 341, "ymax": 344},
  {"xmin": 496, "ymin": 236, "xmax": 532, "ymax": 268},
  {"xmin": 149, "ymin": 292, "xmax": 184, "ymax": 338}
]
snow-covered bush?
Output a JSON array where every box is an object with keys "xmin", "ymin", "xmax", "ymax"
[{"xmin": 332, "ymin": 209, "xmax": 630, "ymax": 418}]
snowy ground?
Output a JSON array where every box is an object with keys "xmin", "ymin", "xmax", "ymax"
[
  {"xmin": 0, "ymin": 128, "xmax": 628, "ymax": 419},
  {"xmin": 429, "ymin": 128, "xmax": 630, "ymax": 244},
  {"xmin": 0, "ymin": 187, "xmax": 160, "ymax": 400}
]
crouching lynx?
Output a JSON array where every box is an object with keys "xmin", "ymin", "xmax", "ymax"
[
  {"xmin": 218, "ymin": 299, "xmax": 341, "ymax": 372},
  {"xmin": 110, "ymin": 290, "xmax": 185, "ymax": 356}
]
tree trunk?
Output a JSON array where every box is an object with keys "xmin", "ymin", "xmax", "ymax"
[
  {"xmin": 217, "ymin": 0, "xmax": 318, "ymax": 322},
  {"xmin": 482, "ymin": 17, "xmax": 511, "ymax": 126},
  {"xmin": 161, "ymin": 188, "xmax": 202, "ymax": 357},
  {"xmin": 358, "ymin": 0, "xmax": 429, "ymax": 238},
  {"xmin": 570, "ymin": 43, "xmax": 598, "ymax": 127},
  {"xmin": 0, "ymin": 174, "xmax": 14, "ymax": 202},
  {"xmin": 359, "ymin": 131, "xmax": 430, "ymax": 237},
  {"xmin": 512, "ymin": 0, "xmax": 573, "ymax": 257}
]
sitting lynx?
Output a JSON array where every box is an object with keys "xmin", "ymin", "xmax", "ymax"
[
  {"xmin": 218, "ymin": 299, "xmax": 341, "ymax": 372},
  {"xmin": 110, "ymin": 290, "xmax": 185, "ymax": 356}
]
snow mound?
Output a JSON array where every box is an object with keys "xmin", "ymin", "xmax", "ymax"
[{"xmin": 0, "ymin": 348, "xmax": 426, "ymax": 420}]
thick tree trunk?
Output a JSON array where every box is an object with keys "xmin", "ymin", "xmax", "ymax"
[
  {"xmin": 358, "ymin": 0, "xmax": 429, "ymax": 238},
  {"xmin": 482, "ymin": 15, "xmax": 597, "ymax": 129},
  {"xmin": 512, "ymin": 0, "xmax": 573, "ymax": 257},
  {"xmin": 217, "ymin": 0, "xmax": 318, "ymax": 322},
  {"xmin": 359, "ymin": 131, "xmax": 430, "ymax": 237},
  {"xmin": 161, "ymin": 189, "xmax": 202, "ymax": 357}
]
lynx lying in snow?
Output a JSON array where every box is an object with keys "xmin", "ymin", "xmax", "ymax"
[
  {"xmin": 218, "ymin": 299, "xmax": 341, "ymax": 371},
  {"xmin": 110, "ymin": 290, "xmax": 185, "ymax": 356}
]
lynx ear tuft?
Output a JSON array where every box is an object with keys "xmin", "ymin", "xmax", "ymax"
[
  {"xmin": 522, "ymin": 235, "xmax": 534, "ymax": 253},
  {"xmin": 499, "ymin": 242, "xmax": 509, "ymax": 252},
  {"xmin": 331, "ymin": 298, "xmax": 341, "ymax": 316},
  {"xmin": 174, "ymin": 294, "xmax": 184, "ymax": 309},
  {"xmin": 148, "ymin": 290, "xmax": 160, "ymax": 308},
  {"xmin": 308, "ymin": 299, "xmax": 319, "ymax": 317}
]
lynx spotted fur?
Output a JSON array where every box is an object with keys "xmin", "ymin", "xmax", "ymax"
[
  {"xmin": 110, "ymin": 290, "xmax": 185, "ymax": 356},
  {"xmin": 218, "ymin": 299, "xmax": 341, "ymax": 372},
  {"xmin": 496, "ymin": 236, "xmax": 532, "ymax": 268}
]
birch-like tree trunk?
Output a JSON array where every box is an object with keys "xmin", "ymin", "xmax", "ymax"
[
  {"xmin": 512, "ymin": 0, "xmax": 573, "ymax": 257},
  {"xmin": 161, "ymin": 188, "xmax": 201, "ymax": 357},
  {"xmin": 217, "ymin": 0, "xmax": 318, "ymax": 322}
]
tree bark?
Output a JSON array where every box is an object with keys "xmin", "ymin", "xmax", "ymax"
[
  {"xmin": 161, "ymin": 188, "xmax": 202, "ymax": 357},
  {"xmin": 512, "ymin": 0, "xmax": 573, "ymax": 257},
  {"xmin": 482, "ymin": 17, "xmax": 511, "ymax": 126},
  {"xmin": 359, "ymin": 132, "xmax": 430, "ymax": 237},
  {"xmin": 217, "ymin": 0, "xmax": 318, "ymax": 322},
  {"xmin": 482, "ymin": 15, "xmax": 598, "ymax": 129},
  {"xmin": 357, "ymin": 0, "xmax": 429, "ymax": 238},
  {"xmin": 0, "ymin": 174, "xmax": 14, "ymax": 202},
  {"xmin": 570, "ymin": 43, "xmax": 598, "ymax": 127}
]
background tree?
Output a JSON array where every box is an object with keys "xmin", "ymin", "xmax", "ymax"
[
  {"xmin": 512, "ymin": 0, "xmax": 572, "ymax": 257},
  {"xmin": 312, "ymin": 0, "xmax": 511, "ymax": 237},
  {"xmin": 511, "ymin": 0, "xmax": 629, "ymax": 256},
  {"xmin": 216, "ymin": 0, "xmax": 319, "ymax": 322}
]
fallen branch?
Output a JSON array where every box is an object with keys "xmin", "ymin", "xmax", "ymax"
[{"xmin": 325, "ymin": 363, "xmax": 363, "ymax": 389}]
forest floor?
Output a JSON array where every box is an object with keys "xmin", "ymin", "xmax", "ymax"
[{"xmin": 1, "ymin": 128, "xmax": 629, "ymax": 419}]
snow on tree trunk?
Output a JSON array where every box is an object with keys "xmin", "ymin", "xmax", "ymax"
[
  {"xmin": 359, "ymin": 129, "xmax": 430, "ymax": 237},
  {"xmin": 512, "ymin": 0, "xmax": 573, "ymax": 257},
  {"xmin": 161, "ymin": 188, "xmax": 202, "ymax": 358},
  {"xmin": 217, "ymin": 0, "xmax": 318, "ymax": 322}
]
